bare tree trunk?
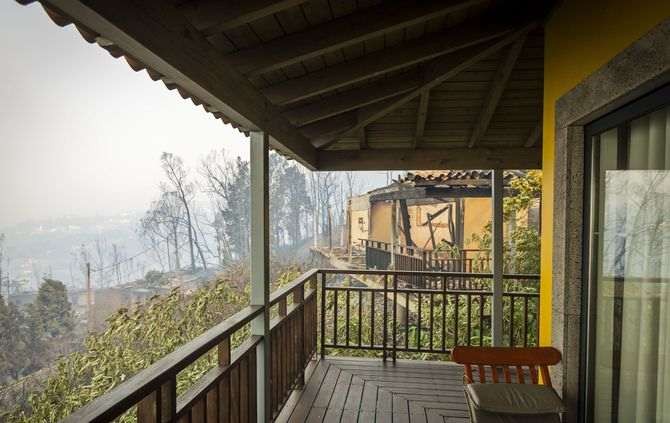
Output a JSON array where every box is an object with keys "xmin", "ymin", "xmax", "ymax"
[{"xmin": 172, "ymin": 224, "xmax": 180, "ymax": 270}]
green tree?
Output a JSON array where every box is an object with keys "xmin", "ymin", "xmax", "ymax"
[
  {"xmin": 0, "ymin": 295, "xmax": 32, "ymax": 382},
  {"xmin": 4, "ymin": 267, "xmax": 299, "ymax": 422},
  {"xmin": 470, "ymin": 171, "xmax": 542, "ymax": 274},
  {"xmin": 28, "ymin": 279, "xmax": 74, "ymax": 338}
]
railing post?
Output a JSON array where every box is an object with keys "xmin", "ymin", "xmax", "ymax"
[
  {"xmin": 320, "ymin": 272, "xmax": 326, "ymax": 358},
  {"xmin": 382, "ymin": 275, "xmax": 388, "ymax": 362},
  {"xmin": 137, "ymin": 377, "xmax": 176, "ymax": 423},
  {"xmin": 293, "ymin": 285, "xmax": 305, "ymax": 388},
  {"xmin": 392, "ymin": 275, "xmax": 397, "ymax": 362},
  {"xmin": 250, "ymin": 131, "xmax": 270, "ymax": 422},
  {"xmin": 491, "ymin": 168, "xmax": 504, "ymax": 347}
]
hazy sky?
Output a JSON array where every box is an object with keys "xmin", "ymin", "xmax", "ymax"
[
  {"xmin": 0, "ymin": 2, "xmax": 397, "ymax": 229},
  {"xmin": 0, "ymin": 2, "xmax": 250, "ymax": 227}
]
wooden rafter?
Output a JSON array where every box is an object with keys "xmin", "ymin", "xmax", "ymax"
[
  {"xmin": 317, "ymin": 147, "xmax": 542, "ymax": 171},
  {"xmin": 359, "ymin": 128, "xmax": 368, "ymax": 150},
  {"xmin": 227, "ymin": 0, "xmax": 487, "ymax": 76},
  {"xmin": 413, "ymin": 90, "xmax": 430, "ymax": 149},
  {"xmin": 62, "ymin": 0, "xmax": 317, "ymax": 167},
  {"xmin": 282, "ymin": 73, "xmax": 421, "ymax": 127},
  {"xmin": 261, "ymin": 18, "xmax": 512, "ymax": 105},
  {"xmin": 181, "ymin": 0, "xmax": 308, "ymax": 35},
  {"xmin": 524, "ymin": 123, "xmax": 542, "ymax": 147},
  {"xmin": 310, "ymin": 95, "xmax": 406, "ymax": 149},
  {"xmin": 312, "ymin": 25, "xmax": 535, "ymax": 150},
  {"xmin": 300, "ymin": 112, "xmax": 357, "ymax": 142},
  {"xmin": 467, "ymin": 36, "xmax": 526, "ymax": 148}
]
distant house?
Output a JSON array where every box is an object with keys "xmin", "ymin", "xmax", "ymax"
[{"xmin": 346, "ymin": 170, "xmax": 540, "ymax": 252}]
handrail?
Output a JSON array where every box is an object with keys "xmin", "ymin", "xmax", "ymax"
[
  {"xmin": 58, "ymin": 267, "xmax": 536, "ymax": 422},
  {"xmin": 323, "ymin": 285, "xmax": 539, "ymax": 297},
  {"xmin": 60, "ymin": 269, "xmax": 320, "ymax": 423},
  {"xmin": 319, "ymin": 268, "xmax": 540, "ymax": 280},
  {"xmin": 319, "ymin": 269, "xmax": 541, "ymax": 357},
  {"xmin": 62, "ymin": 305, "xmax": 263, "ymax": 422},
  {"xmin": 359, "ymin": 238, "xmax": 490, "ymax": 255},
  {"xmin": 269, "ymin": 268, "xmax": 318, "ymax": 306},
  {"xmin": 175, "ymin": 335, "xmax": 263, "ymax": 416}
]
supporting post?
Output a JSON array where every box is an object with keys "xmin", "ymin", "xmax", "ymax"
[
  {"xmin": 491, "ymin": 169, "xmax": 504, "ymax": 347},
  {"xmin": 250, "ymin": 132, "xmax": 270, "ymax": 422},
  {"xmin": 390, "ymin": 200, "xmax": 397, "ymax": 269}
]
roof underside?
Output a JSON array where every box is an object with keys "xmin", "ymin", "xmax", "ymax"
[{"xmin": 20, "ymin": 0, "xmax": 553, "ymax": 170}]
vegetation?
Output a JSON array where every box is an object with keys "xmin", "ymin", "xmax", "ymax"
[
  {"xmin": 1, "ymin": 266, "xmax": 301, "ymax": 422},
  {"xmin": 470, "ymin": 170, "xmax": 542, "ymax": 274},
  {"xmin": 0, "ymin": 279, "xmax": 75, "ymax": 386}
]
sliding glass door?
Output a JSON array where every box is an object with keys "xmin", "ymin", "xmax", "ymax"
[{"xmin": 585, "ymin": 86, "xmax": 670, "ymax": 422}]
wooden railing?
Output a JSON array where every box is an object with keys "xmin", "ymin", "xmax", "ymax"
[
  {"xmin": 360, "ymin": 239, "xmax": 492, "ymax": 277},
  {"xmin": 59, "ymin": 267, "xmax": 538, "ymax": 422},
  {"xmin": 319, "ymin": 269, "xmax": 539, "ymax": 360},
  {"xmin": 61, "ymin": 269, "xmax": 318, "ymax": 423},
  {"xmin": 267, "ymin": 270, "xmax": 318, "ymax": 417}
]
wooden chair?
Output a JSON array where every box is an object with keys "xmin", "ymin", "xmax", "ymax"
[
  {"xmin": 452, "ymin": 346, "xmax": 561, "ymax": 386},
  {"xmin": 452, "ymin": 347, "xmax": 564, "ymax": 423}
]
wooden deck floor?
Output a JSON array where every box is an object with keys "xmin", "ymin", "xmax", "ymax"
[{"xmin": 276, "ymin": 357, "xmax": 470, "ymax": 423}]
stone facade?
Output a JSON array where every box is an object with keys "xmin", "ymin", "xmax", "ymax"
[{"xmin": 552, "ymin": 17, "xmax": 670, "ymax": 423}]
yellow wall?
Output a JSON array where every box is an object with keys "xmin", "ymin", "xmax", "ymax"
[
  {"xmin": 365, "ymin": 200, "xmax": 495, "ymax": 250},
  {"xmin": 349, "ymin": 209, "xmax": 369, "ymax": 244},
  {"xmin": 369, "ymin": 202, "xmax": 392, "ymax": 243},
  {"xmin": 463, "ymin": 198, "xmax": 491, "ymax": 249},
  {"xmin": 540, "ymin": 0, "xmax": 670, "ymax": 346}
]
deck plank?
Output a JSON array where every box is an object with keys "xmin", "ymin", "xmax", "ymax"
[{"xmin": 278, "ymin": 357, "xmax": 469, "ymax": 423}]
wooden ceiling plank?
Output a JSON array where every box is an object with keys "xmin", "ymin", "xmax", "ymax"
[
  {"xmin": 317, "ymin": 147, "xmax": 542, "ymax": 170},
  {"xmin": 261, "ymin": 17, "xmax": 511, "ymax": 105},
  {"xmin": 413, "ymin": 90, "xmax": 430, "ymax": 149},
  {"xmin": 467, "ymin": 36, "xmax": 526, "ymax": 148},
  {"xmin": 282, "ymin": 73, "xmax": 422, "ymax": 126},
  {"xmin": 313, "ymin": 25, "xmax": 535, "ymax": 150},
  {"xmin": 182, "ymin": 0, "xmax": 308, "ymax": 35},
  {"xmin": 61, "ymin": 0, "xmax": 317, "ymax": 168},
  {"xmin": 227, "ymin": 0, "xmax": 487, "ymax": 76},
  {"xmin": 524, "ymin": 123, "xmax": 542, "ymax": 147}
]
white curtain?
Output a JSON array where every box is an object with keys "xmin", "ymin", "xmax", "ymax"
[{"xmin": 594, "ymin": 106, "xmax": 670, "ymax": 422}]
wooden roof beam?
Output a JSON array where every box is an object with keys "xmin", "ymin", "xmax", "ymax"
[
  {"xmin": 311, "ymin": 26, "xmax": 535, "ymax": 149},
  {"xmin": 359, "ymin": 128, "xmax": 368, "ymax": 150},
  {"xmin": 182, "ymin": 0, "xmax": 308, "ymax": 35},
  {"xmin": 413, "ymin": 91, "xmax": 430, "ymax": 149},
  {"xmin": 317, "ymin": 147, "xmax": 541, "ymax": 171},
  {"xmin": 282, "ymin": 73, "xmax": 422, "ymax": 127},
  {"xmin": 58, "ymin": 0, "xmax": 317, "ymax": 168},
  {"xmin": 524, "ymin": 123, "xmax": 542, "ymax": 147},
  {"xmin": 467, "ymin": 36, "xmax": 526, "ymax": 148},
  {"xmin": 261, "ymin": 18, "xmax": 512, "ymax": 105},
  {"xmin": 227, "ymin": 0, "xmax": 487, "ymax": 77}
]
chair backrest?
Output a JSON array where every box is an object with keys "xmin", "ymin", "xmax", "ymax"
[{"xmin": 452, "ymin": 346, "xmax": 561, "ymax": 388}]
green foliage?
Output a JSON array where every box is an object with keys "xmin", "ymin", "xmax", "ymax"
[
  {"xmin": 0, "ymin": 296, "xmax": 33, "ymax": 383},
  {"xmin": 3, "ymin": 266, "xmax": 302, "ymax": 423},
  {"xmin": 504, "ymin": 170, "xmax": 542, "ymax": 219},
  {"xmin": 4, "ymin": 275, "xmax": 248, "ymax": 423},
  {"xmin": 28, "ymin": 279, "xmax": 74, "ymax": 338},
  {"xmin": 469, "ymin": 171, "xmax": 542, "ymax": 275},
  {"xmin": 321, "ymin": 280, "xmax": 538, "ymax": 362}
]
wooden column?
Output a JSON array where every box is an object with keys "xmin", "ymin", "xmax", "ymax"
[
  {"xmin": 250, "ymin": 131, "xmax": 270, "ymax": 422},
  {"xmin": 491, "ymin": 169, "xmax": 504, "ymax": 347}
]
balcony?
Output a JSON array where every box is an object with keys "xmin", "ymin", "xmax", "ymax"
[{"xmin": 61, "ymin": 268, "xmax": 539, "ymax": 423}]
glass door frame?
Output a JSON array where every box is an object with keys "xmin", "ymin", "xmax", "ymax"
[{"xmin": 580, "ymin": 83, "xmax": 670, "ymax": 422}]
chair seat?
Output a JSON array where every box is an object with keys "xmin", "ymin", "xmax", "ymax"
[{"xmin": 465, "ymin": 383, "xmax": 565, "ymax": 415}]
